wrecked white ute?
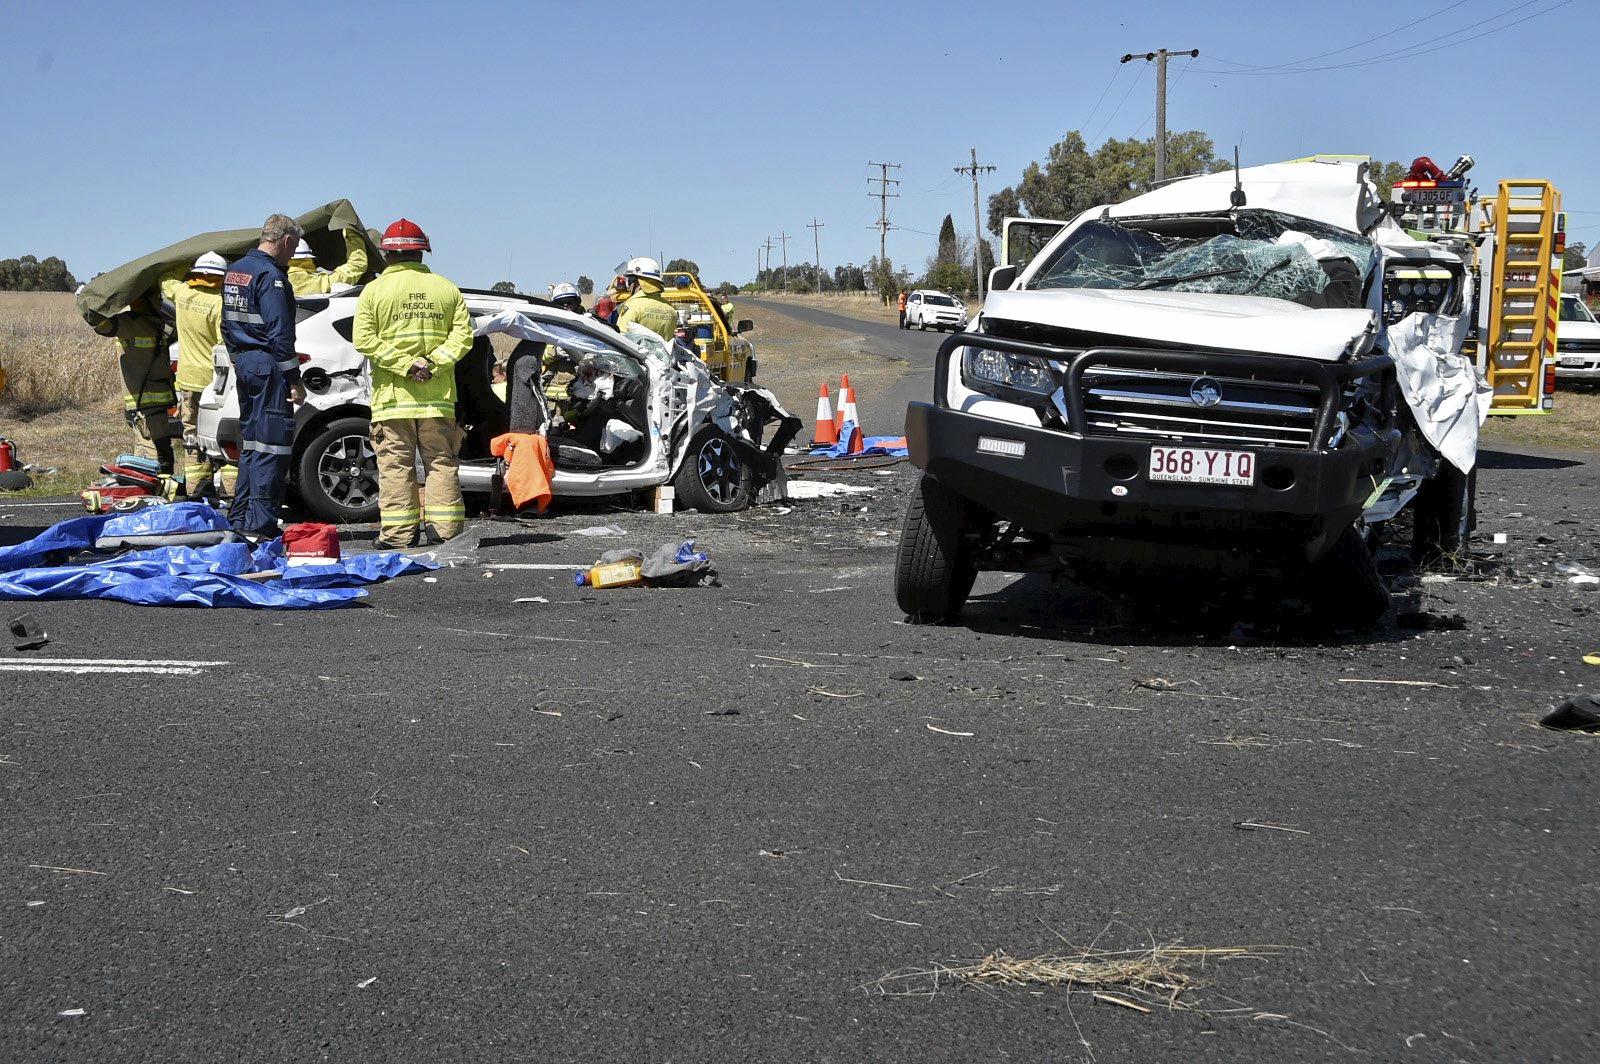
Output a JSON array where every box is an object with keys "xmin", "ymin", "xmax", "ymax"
[
  {"xmin": 898, "ymin": 158, "xmax": 1485, "ymax": 627},
  {"xmin": 195, "ymin": 291, "xmax": 799, "ymax": 521}
]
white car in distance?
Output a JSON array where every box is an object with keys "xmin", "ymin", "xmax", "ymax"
[{"xmin": 903, "ymin": 290, "xmax": 969, "ymax": 332}]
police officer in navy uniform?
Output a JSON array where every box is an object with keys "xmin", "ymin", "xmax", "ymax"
[{"xmin": 221, "ymin": 213, "xmax": 305, "ymax": 539}]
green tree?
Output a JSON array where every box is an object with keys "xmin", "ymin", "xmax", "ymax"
[
  {"xmin": 665, "ymin": 258, "xmax": 700, "ymax": 277},
  {"xmin": 1369, "ymin": 159, "xmax": 1409, "ymax": 197},
  {"xmin": 490, "ymin": 280, "xmax": 517, "ymax": 294},
  {"xmin": 576, "ymin": 275, "xmax": 595, "ymax": 295},
  {"xmin": 924, "ymin": 261, "xmax": 968, "ymax": 294},
  {"xmin": 0, "ymin": 254, "xmax": 78, "ymax": 292},
  {"xmin": 1565, "ymin": 244, "xmax": 1589, "ymax": 272},
  {"xmin": 987, "ymin": 130, "xmax": 1225, "ymax": 236},
  {"xmin": 936, "ymin": 214, "xmax": 959, "ymax": 265}
]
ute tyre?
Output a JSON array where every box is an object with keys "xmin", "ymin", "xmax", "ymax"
[
  {"xmin": 1306, "ymin": 526, "xmax": 1390, "ymax": 629},
  {"xmin": 895, "ymin": 474, "xmax": 981, "ymax": 624},
  {"xmin": 673, "ymin": 425, "xmax": 754, "ymax": 513},
  {"xmin": 295, "ymin": 415, "xmax": 380, "ymax": 523},
  {"xmin": 1412, "ymin": 462, "xmax": 1474, "ymax": 568}
]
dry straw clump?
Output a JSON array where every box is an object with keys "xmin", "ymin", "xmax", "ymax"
[
  {"xmin": 0, "ymin": 292, "xmax": 121, "ymax": 416},
  {"xmin": 865, "ymin": 940, "xmax": 1282, "ymax": 1011}
]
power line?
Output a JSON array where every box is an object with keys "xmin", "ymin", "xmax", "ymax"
[
  {"xmin": 1088, "ymin": 63, "xmax": 1147, "ymax": 143},
  {"xmin": 1078, "ymin": 63, "xmax": 1127, "ymax": 135},
  {"xmin": 1204, "ymin": 0, "xmax": 1472, "ymax": 71},
  {"xmin": 954, "ymin": 148, "xmax": 998, "ymax": 297},
  {"xmin": 776, "ymin": 231, "xmax": 791, "ymax": 291},
  {"xmin": 867, "ymin": 161, "xmax": 902, "ymax": 267},
  {"xmin": 1197, "ymin": 0, "xmax": 1568, "ymax": 75}
]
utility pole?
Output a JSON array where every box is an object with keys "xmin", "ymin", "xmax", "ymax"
[
  {"xmin": 1120, "ymin": 48, "xmax": 1199, "ymax": 185},
  {"xmin": 807, "ymin": 218, "xmax": 825, "ymax": 292},
  {"xmin": 756, "ymin": 245, "xmax": 763, "ymax": 284},
  {"xmin": 867, "ymin": 161, "xmax": 902, "ymax": 270},
  {"xmin": 954, "ymin": 148, "xmax": 998, "ymax": 297},
  {"xmin": 776, "ymin": 231, "xmax": 791, "ymax": 291},
  {"xmin": 762, "ymin": 236, "xmax": 775, "ymax": 284}
]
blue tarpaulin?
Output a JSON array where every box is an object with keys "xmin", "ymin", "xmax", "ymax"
[
  {"xmin": 0, "ymin": 504, "xmax": 438, "ymax": 609},
  {"xmin": 807, "ymin": 424, "xmax": 910, "ymax": 459}
]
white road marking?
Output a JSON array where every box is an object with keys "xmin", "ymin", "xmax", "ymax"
[
  {"xmin": 0, "ymin": 657, "xmax": 229, "ymax": 676},
  {"xmin": 0, "ymin": 501, "xmax": 84, "ymax": 509},
  {"xmin": 479, "ymin": 563, "xmax": 582, "ymax": 571}
]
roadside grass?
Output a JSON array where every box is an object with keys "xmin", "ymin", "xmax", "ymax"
[
  {"xmin": 1481, "ymin": 389, "xmax": 1600, "ymax": 452},
  {"xmin": 751, "ymin": 291, "xmax": 901, "ymax": 330},
  {"xmin": 1, "ymin": 292, "xmax": 129, "ymax": 489},
  {"xmin": 739, "ymin": 300, "xmax": 907, "ymax": 418}
]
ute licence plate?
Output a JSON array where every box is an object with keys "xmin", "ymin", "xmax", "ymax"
[{"xmin": 1148, "ymin": 445, "xmax": 1255, "ymax": 487}]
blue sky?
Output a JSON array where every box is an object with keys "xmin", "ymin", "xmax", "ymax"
[{"xmin": 2, "ymin": 0, "xmax": 1595, "ymax": 290}]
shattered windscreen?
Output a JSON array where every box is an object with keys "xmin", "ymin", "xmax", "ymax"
[{"xmin": 1026, "ymin": 210, "xmax": 1373, "ymax": 306}]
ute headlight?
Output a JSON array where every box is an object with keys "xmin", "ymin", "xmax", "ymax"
[{"xmin": 961, "ymin": 347, "xmax": 1059, "ymax": 399}]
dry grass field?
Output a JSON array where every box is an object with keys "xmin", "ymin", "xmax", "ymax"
[{"xmin": 0, "ymin": 291, "xmax": 131, "ymax": 489}]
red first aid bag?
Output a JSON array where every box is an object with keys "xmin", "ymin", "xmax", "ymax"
[{"xmin": 282, "ymin": 522, "xmax": 341, "ymax": 567}]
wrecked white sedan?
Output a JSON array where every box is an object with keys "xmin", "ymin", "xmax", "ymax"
[
  {"xmin": 195, "ymin": 291, "xmax": 800, "ymax": 520},
  {"xmin": 898, "ymin": 157, "xmax": 1489, "ymax": 626}
]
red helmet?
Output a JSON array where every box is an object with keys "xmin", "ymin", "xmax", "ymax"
[{"xmin": 380, "ymin": 218, "xmax": 430, "ymax": 253}]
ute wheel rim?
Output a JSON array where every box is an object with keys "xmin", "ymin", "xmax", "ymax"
[
  {"xmin": 696, "ymin": 437, "xmax": 743, "ymax": 505},
  {"xmin": 317, "ymin": 433, "xmax": 379, "ymax": 510}
]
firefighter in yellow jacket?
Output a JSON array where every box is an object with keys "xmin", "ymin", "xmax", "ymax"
[
  {"xmin": 158, "ymin": 252, "xmax": 226, "ymax": 495},
  {"xmin": 352, "ymin": 219, "xmax": 474, "ymax": 548},
  {"xmin": 614, "ymin": 257, "xmax": 679, "ymax": 341},
  {"xmin": 81, "ymin": 294, "xmax": 178, "ymax": 476},
  {"xmin": 288, "ymin": 226, "xmax": 369, "ymax": 295}
]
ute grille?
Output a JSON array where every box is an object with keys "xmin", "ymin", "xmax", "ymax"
[{"xmin": 1080, "ymin": 367, "xmax": 1322, "ymax": 450}]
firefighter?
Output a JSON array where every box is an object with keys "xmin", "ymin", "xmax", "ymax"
[
  {"xmin": 221, "ymin": 213, "xmax": 304, "ymax": 538},
  {"xmin": 614, "ymin": 257, "xmax": 678, "ymax": 341},
  {"xmin": 287, "ymin": 227, "xmax": 370, "ymax": 295},
  {"xmin": 158, "ymin": 251, "xmax": 226, "ymax": 495},
  {"xmin": 82, "ymin": 294, "xmax": 178, "ymax": 477},
  {"xmin": 352, "ymin": 218, "xmax": 474, "ymax": 549}
]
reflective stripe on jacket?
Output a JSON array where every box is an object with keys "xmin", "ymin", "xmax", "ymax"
[{"xmin": 352, "ymin": 261, "xmax": 474, "ymax": 423}]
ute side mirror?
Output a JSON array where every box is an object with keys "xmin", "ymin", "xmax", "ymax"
[
  {"xmin": 736, "ymin": 319, "xmax": 755, "ymax": 335},
  {"xmin": 988, "ymin": 264, "xmax": 1017, "ymax": 292}
]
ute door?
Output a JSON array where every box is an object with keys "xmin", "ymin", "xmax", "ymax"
[{"xmin": 1001, "ymin": 217, "xmax": 1070, "ymax": 274}]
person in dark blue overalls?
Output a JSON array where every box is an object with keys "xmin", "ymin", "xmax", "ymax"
[{"xmin": 221, "ymin": 214, "xmax": 305, "ymax": 539}]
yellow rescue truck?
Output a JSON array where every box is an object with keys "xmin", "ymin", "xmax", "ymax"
[{"xmin": 658, "ymin": 272, "xmax": 758, "ymax": 384}]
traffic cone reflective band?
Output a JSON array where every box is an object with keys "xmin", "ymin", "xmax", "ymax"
[
  {"xmin": 834, "ymin": 373, "xmax": 852, "ymax": 433},
  {"xmin": 812, "ymin": 382, "xmax": 838, "ymax": 446}
]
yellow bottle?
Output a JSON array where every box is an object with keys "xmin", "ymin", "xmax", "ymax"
[{"xmin": 575, "ymin": 560, "xmax": 643, "ymax": 588}]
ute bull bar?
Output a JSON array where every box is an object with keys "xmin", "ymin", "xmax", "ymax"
[{"xmin": 933, "ymin": 332, "xmax": 1394, "ymax": 451}]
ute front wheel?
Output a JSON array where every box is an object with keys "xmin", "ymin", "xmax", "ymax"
[{"xmin": 895, "ymin": 474, "xmax": 983, "ymax": 623}]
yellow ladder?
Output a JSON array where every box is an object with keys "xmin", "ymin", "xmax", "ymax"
[{"xmin": 1484, "ymin": 180, "xmax": 1561, "ymax": 414}]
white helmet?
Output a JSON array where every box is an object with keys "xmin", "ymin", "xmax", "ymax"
[
  {"xmin": 292, "ymin": 239, "xmax": 315, "ymax": 261},
  {"xmin": 550, "ymin": 282, "xmax": 581, "ymax": 305},
  {"xmin": 622, "ymin": 256, "xmax": 662, "ymax": 282},
  {"xmin": 191, "ymin": 251, "xmax": 227, "ymax": 277}
]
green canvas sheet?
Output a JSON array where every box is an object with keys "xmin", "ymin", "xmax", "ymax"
[{"xmin": 75, "ymin": 199, "xmax": 383, "ymax": 319}]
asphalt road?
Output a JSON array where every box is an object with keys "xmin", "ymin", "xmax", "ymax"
[
  {"xmin": 742, "ymin": 297, "xmax": 944, "ymax": 434},
  {"xmin": 3, "ymin": 433, "xmax": 1599, "ymax": 1057}
]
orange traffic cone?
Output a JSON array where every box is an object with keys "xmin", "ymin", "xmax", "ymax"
[
  {"xmin": 812, "ymin": 382, "xmax": 838, "ymax": 447},
  {"xmin": 838, "ymin": 380, "xmax": 865, "ymax": 454},
  {"xmin": 834, "ymin": 372, "xmax": 853, "ymax": 434}
]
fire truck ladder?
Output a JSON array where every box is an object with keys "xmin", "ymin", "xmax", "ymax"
[{"xmin": 1484, "ymin": 180, "xmax": 1562, "ymax": 414}]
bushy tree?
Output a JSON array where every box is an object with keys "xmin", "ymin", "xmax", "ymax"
[
  {"xmin": 0, "ymin": 254, "xmax": 78, "ymax": 292},
  {"xmin": 1369, "ymin": 159, "xmax": 1409, "ymax": 197},
  {"xmin": 987, "ymin": 130, "xmax": 1225, "ymax": 236},
  {"xmin": 833, "ymin": 264, "xmax": 866, "ymax": 291},
  {"xmin": 1565, "ymin": 244, "xmax": 1589, "ymax": 273},
  {"xmin": 490, "ymin": 280, "xmax": 517, "ymax": 294},
  {"xmin": 576, "ymin": 275, "xmax": 595, "ymax": 295},
  {"xmin": 665, "ymin": 258, "xmax": 700, "ymax": 277}
]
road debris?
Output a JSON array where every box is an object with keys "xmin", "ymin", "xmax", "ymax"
[
  {"xmin": 8, "ymin": 613, "xmax": 48, "ymax": 651},
  {"xmin": 1540, "ymin": 694, "xmax": 1600, "ymax": 733},
  {"xmin": 864, "ymin": 940, "xmax": 1280, "ymax": 1009},
  {"xmin": 926, "ymin": 724, "xmax": 973, "ymax": 737},
  {"xmin": 783, "ymin": 480, "xmax": 873, "ymax": 500},
  {"xmin": 570, "ymin": 525, "xmax": 628, "ymax": 538}
]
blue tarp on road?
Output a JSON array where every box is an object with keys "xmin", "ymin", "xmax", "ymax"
[{"xmin": 0, "ymin": 504, "xmax": 438, "ymax": 609}]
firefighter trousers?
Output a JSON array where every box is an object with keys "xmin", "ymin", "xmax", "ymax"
[
  {"xmin": 229, "ymin": 349, "xmax": 295, "ymax": 534},
  {"xmin": 177, "ymin": 390, "xmax": 215, "ymax": 495},
  {"xmin": 372, "ymin": 416, "xmax": 465, "ymax": 549},
  {"xmin": 119, "ymin": 348, "xmax": 177, "ymax": 473}
]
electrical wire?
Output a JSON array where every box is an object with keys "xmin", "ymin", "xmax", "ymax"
[
  {"xmin": 1130, "ymin": 56, "xmax": 1195, "ymax": 138},
  {"xmin": 1078, "ymin": 63, "xmax": 1127, "ymax": 135},
  {"xmin": 1088, "ymin": 63, "xmax": 1147, "ymax": 143},
  {"xmin": 1196, "ymin": 0, "xmax": 1571, "ymax": 75},
  {"xmin": 1204, "ymin": 0, "xmax": 1471, "ymax": 71}
]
